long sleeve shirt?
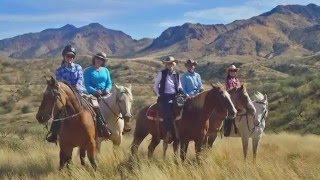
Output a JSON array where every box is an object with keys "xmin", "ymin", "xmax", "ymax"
[
  {"xmin": 153, "ymin": 71, "xmax": 182, "ymax": 97},
  {"xmin": 83, "ymin": 66, "xmax": 112, "ymax": 95},
  {"xmin": 225, "ymin": 77, "xmax": 241, "ymax": 91},
  {"xmin": 55, "ymin": 62, "xmax": 86, "ymax": 94},
  {"xmin": 181, "ymin": 71, "xmax": 203, "ymax": 96}
]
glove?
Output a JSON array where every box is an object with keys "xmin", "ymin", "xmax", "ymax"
[
  {"xmin": 103, "ymin": 89, "xmax": 111, "ymax": 96},
  {"xmin": 178, "ymin": 88, "xmax": 184, "ymax": 94}
]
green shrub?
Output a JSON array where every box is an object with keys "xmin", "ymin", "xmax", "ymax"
[{"xmin": 21, "ymin": 105, "xmax": 31, "ymax": 114}]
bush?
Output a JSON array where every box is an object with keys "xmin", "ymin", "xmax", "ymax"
[
  {"xmin": 17, "ymin": 86, "xmax": 32, "ymax": 97},
  {"xmin": 21, "ymin": 105, "xmax": 31, "ymax": 114}
]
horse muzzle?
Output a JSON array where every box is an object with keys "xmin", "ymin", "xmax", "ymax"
[{"xmin": 36, "ymin": 113, "xmax": 50, "ymax": 124}]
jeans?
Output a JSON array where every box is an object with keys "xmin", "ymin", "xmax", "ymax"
[{"xmin": 160, "ymin": 93, "xmax": 176, "ymax": 133}]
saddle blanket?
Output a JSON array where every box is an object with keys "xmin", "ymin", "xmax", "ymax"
[{"xmin": 146, "ymin": 103, "xmax": 183, "ymax": 121}]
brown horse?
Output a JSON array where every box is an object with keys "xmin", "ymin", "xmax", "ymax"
[
  {"xmin": 131, "ymin": 84, "xmax": 237, "ymax": 161},
  {"xmin": 36, "ymin": 76, "xmax": 98, "ymax": 170},
  {"xmin": 206, "ymin": 85, "xmax": 256, "ymax": 148}
]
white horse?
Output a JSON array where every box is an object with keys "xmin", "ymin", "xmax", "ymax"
[
  {"xmin": 228, "ymin": 91, "xmax": 268, "ymax": 160},
  {"xmin": 97, "ymin": 84, "xmax": 133, "ymax": 151}
]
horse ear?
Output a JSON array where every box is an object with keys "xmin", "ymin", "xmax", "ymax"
[
  {"xmin": 47, "ymin": 76, "xmax": 57, "ymax": 86},
  {"xmin": 128, "ymin": 84, "xmax": 132, "ymax": 90},
  {"xmin": 264, "ymin": 94, "xmax": 268, "ymax": 102}
]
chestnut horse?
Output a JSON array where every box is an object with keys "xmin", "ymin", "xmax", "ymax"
[
  {"xmin": 131, "ymin": 84, "xmax": 237, "ymax": 161},
  {"xmin": 206, "ymin": 85, "xmax": 256, "ymax": 148},
  {"xmin": 36, "ymin": 77, "xmax": 97, "ymax": 170}
]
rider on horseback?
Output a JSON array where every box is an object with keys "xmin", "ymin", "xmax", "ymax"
[
  {"xmin": 46, "ymin": 45, "xmax": 86, "ymax": 143},
  {"xmin": 83, "ymin": 52, "xmax": 113, "ymax": 138},
  {"xmin": 154, "ymin": 56, "xmax": 184, "ymax": 143},
  {"xmin": 181, "ymin": 59, "xmax": 204, "ymax": 97}
]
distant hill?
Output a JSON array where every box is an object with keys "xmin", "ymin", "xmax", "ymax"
[
  {"xmin": 1, "ymin": 4, "xmax": 320, "ymax": 60},
  {"xmin": 0, "ymin": 23, "xmax": 153, "ymax": 59}
]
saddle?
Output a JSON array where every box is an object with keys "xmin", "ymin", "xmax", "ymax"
[{"xmin": 146, "ymin": 103, "xmax": 183, "ymax": 121}]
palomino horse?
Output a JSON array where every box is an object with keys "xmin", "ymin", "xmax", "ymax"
[
  {"xmin": 206, "ymin": 85, "xmax": 256, "ymax": 148},
  {"xmin": 131, "ymin": 84, "xmax": 237, "ymax": 161},
  {"xmin": 227, "ymin": 91, "xmax": 268, "ymax": 160},
  {"xmin": 96, "ymin": 84, "xmax": 133, "ymax": 150},
  {"xmin": 36, "ymin": 77, "xmax": 98, "ymax": 170}
]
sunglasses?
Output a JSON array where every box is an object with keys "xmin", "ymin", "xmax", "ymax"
[
  {"xmin": 96, "ymin": 57, "xmax": 105, "ymax": 61},
  {"xmin": 229, "ymin": 69, "xmax": 237, "ymax": 72},
  {"xmin": 65, "ymin": 55, "xmax": 75, "ymax": 59}
]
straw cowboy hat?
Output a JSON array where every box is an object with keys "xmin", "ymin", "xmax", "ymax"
[
  {"xmin": 93, "ymin": 52, "xmax": 108, "ymax": 61},
  {"xmin": 162, "ymin": 56, "xmax": 178, "ymax": 64},
  {"xmin": 185, "ymin": 59, "xmax": 198, "ymax": 67},
  {"xmin": 227, "ymin": 64, "xmax": 239, "ymax": 72}
]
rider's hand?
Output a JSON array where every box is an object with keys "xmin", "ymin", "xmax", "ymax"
[
  {"xmin": 97, "ymin": 90, "xmax": 103, "ymax": 95},
  {"xmin": 103, "ymin": 89, "xmax": 110, "ymax": 96}
]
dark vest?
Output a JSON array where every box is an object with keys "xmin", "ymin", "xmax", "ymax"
[{"xmin": 159, "ymin": 69, "xmax": 180, "ymax": 96}]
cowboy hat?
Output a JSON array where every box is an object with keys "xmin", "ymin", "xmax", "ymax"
[
  {"xmin": 162, "ymin": 56, "xmax": 178, "ymax": 64},
  {"xmin": 185, "ymin": 59, "xmax": 197, "ymax": 67},
  {"xmin": 93, "ymin": 52, "xmax": 108, "ymax": 61},
  {"xmin": 227, "ymin": 65, "xmax": 239, "ymax": 72}
]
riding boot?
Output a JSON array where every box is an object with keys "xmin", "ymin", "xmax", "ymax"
[
  {"xmin": 95, "ymin": 108, "xmax": 112, "ymax": 138},
  {"xmin": 46, "ymin": 121, "xmax": 61, "ymax": 143}
]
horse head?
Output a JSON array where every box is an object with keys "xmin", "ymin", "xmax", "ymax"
[
  {"xmin": 253, "ymin": 92, "xmax": 268, "ymax": 126},
  {"xmin": 206, "ymin": 84, "xmax": 237, "ymax": 119},
  {"xmin": 36, "ymin": 76, "xmax": 68, "ymax": 124},
  {"xmin": 228, "ymin": 85, "xmax": 256, "ymax": 116},
  {"xmin": 114, "ymin": 84, "xmax": 133, "ymax": 130}
]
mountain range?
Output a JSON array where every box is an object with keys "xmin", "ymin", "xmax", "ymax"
[{"xmin": 1, "ymin": 3, "xmax": 320, "ymax": 60}]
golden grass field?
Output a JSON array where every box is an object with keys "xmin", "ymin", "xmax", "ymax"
[{"xmin": 0, "ymin": 132, "xmax": 319, "ymax": 180}]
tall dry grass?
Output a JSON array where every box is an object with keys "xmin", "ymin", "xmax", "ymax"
[{"xmin": 0, "ymin": 133, "xmax": 319, "ymax": 179}]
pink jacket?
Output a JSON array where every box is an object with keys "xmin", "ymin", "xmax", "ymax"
[{"xmin": 225, "ymin": 77, "xmax": 241, "ymax": 91}]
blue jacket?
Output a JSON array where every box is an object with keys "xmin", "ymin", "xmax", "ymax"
[
  {"xmin": 56, "ymin": 62, "xmax": 86, "ymax": 94},
  {"xmin": 83, "ymin": 66, "xmax": 112, "ymax": 95},
  {"xmin": 181, "ymin": 71, "xmax": 203, "ymax": 96}
]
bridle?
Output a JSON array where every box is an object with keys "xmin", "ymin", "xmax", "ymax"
[
  {"xmin": 47, "ymin": 85, "xmax": 83, "ymax": 122},
  {"xmin": 99, "ymin": 90, "xmax": 132, "ymax": 121}
]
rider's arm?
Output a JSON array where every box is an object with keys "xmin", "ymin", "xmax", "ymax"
[
  {"xmin": 84, "ymin": 68, "xmax": 99, "ymax": 95},
  {"xmin": 197, "ymin": 73, "xmax": 204, "ymax": 91},
  {"xmin": 153, "ymin": 72, "xmax": 161, "ymax": 97},
  {"xmin": 104, "ymin": 68, "xmax": 112, "ymax": 92}
]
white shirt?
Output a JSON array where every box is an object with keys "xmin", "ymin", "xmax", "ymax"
[{"xmin": 153, "ymin": 71, "xmax": 182, "ymax": 96}]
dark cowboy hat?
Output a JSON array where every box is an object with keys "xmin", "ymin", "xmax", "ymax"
[
  {"xmin": 93, "ymin": 52, "xmax": 108, "ymax": 61},
  {"xmin": 162, "ymin": 56, "xmax": 178, "ymax": 64},
  {"xmin": 185, "ymin": 59, "xmax": 198, "ymax": 67}
]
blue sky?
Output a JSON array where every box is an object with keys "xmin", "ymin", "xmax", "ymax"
[{"xmin": 0, "ymin": 0, "xmax": 319, "ymax": 40}]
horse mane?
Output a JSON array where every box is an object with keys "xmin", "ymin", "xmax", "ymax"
[
  {"xmin": 188, "ymin": 83, "xmax": 224, "ymax": 109},
  {"xmin": 59, "ymin": 81, "xmax": 95, "ymax": 115},
  {"xmin": 254, "ymin": 91, "xmax": 265, "ymax": 102}
]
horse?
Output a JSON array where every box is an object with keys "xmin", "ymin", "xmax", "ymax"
[
  {"xmin": 36, "ymin": 76, "xmax": 98, "ymax": 170},
  {"xmin": 96, "ymin": 84, "xmax": 133, "ymax": 151},
  {"xmin": 206, "ymin": 85, "xmax": 256, "ymax": 148},
  {"xmin": 131, "ymin": 84, "xmax": 237, "ymax": 161},
  {"xmin": 227, "ymin": 91, "xmax": 268, "ymax": 160}
]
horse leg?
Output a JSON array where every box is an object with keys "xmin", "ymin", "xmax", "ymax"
[
  {"xmin": 173, "ymin": 140, "xmax": 179, "ymax": 157},
  {"xmin": 207, "ymin": 134, "xmax": 218, "ymax": 148},
  {"xmin": 195, "ymin": 140, "xmax": 203, "ymax": 163},
  {"xmin": 252, "ymin": 135, "xmax": 261, "ymax": 162},
  {"xmin": 180, "ymin": 140, "xmax": 189, "ymax": 162},
  {"xmin": 87, "ymin": 141, "xmax": 97, "ymax": 171},
  {"xmin": 80, "ymin": 148, "xmax": 86, "ymax": 166},
  {"xmin": 59, "ymin": 147, "xmax": 73, "ymax": 170},
  {"xmin": 241, "ymin": 136, "xmax": 249, "ymax": 160},
  {"xmin": 131, "ymin": 128, "xmax": 149, "ymax": 156},
  {"xmin": 163, "ymin": 142, "xmax": 169, "ymax": 158},
  {"xmin": 148, "ymin": 136, "xmax": 160, "ymax": 158},
  {"xmin": 59, "ymin": 150, "xmax": 66, "ymax": 170}
]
